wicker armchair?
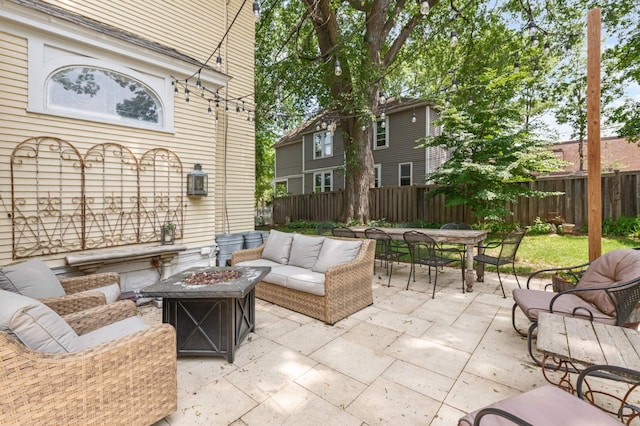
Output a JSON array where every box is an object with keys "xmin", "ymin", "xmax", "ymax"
[
  {"xmin": 45, "ymin": 272, "xmax": 121, "ymax": 315},
  {"xmin": 1, "ymin": 259, "xmax": 121, "ymax": 315},
  {"xmin": 0, "ymin": 301, "xmax": 177, "ymax": 426}
]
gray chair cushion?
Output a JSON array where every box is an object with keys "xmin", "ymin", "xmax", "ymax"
[
  {"xmin": 0, "ymin": 259, "xmax": 66, "ymax": 299},
  {"xmin": 288, "ymin": 234, "xmax": 325, "ymax": 269},
  {"xmin": 313, "ymin": 239, "xmax": 362, "ymax": 273},
  {"xmin": 512, "ymin": 288, "xmax": 616, "ymax": 324},
  {"xmin": 77, "ymin": 316, "xmax": 148, "ymax": 349},
  {"xmin": 576, "ymin": 249, "xmax": 640, "ymax": 316},
  {"xmin": 262, "ymin": 230, "xmax": 294, "ymax": 264},
  {"xmin": 0, "ymin": 289, "xmax": 81, "ymax": 353},
  {"xmin": 264, "ymin": 265, "xmax": 326, "ymax": 296},
  {"xmin": 80, "ymin": 283, "xmax": 120, "ymax": 304},
  {"xmin": 459, "ymin": 384, "xmax": 621, "ymax": 425}
]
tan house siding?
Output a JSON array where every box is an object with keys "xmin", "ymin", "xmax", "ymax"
[{"xmin": 0, "ymin": 1, "xmax": 255, "ymax": 270}]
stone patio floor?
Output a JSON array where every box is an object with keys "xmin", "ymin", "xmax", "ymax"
[{"xmin": 142, "ymin": 262, "xmax": 554, "ymax": 425}]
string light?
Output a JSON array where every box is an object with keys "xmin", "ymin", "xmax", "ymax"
[
  {"xmin": 208, "ymin": 100, "xmax": 213, "ymax": 114},
  {"xmin": 334, "ymin": 58, "xmax": 342, "ymax": 76},
  {"xmin": 468, "ymin": 95, "xmax": 473, "ymax": 105},
  {"xmin": 420, "ymin": 0, "xmax": 429, "ymax": 15},
  {"xmin": 544, "ymin": 40, "xmax": 551, "ymax": 55},
  {"xmin": 451, "ymin": 78, "xmax": 457, "ymax": 91},
  {"xmin": 216, "ymin": 54, "xmax": 223, "ymax": 69},
  {"xmin": 253, "ymin": 0, "xmax": 260, "ymax": 22},
  {"xmin": 527, "ymin": 20, "xmax": 537, "ymax": 36},
  {"xmin": 450, "ymin": 30, "xmax": 458, "ymax": 47},
  {"xmin": 379, "ymin": 91, "xmax": 386, "ymax": 105},
  {"xmin": 531, "ymin": 34, "xmax": 539, "ymax": 47},
  {"xmin": 195, "ymin": 71, "xmax": 202, "ymax": 88},
  {"xmin": 411, "ymin": 108, "xmax": 417, "ymax": 123},
  {"xmin": 514, "ymin": 59, "xmax": 520, "ymax": 73}
]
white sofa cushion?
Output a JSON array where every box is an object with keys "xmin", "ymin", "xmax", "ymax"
[
  {"xmin": 0, "ymin": 289, "xmax": 81, "ymax": 353},
  {"xmin": 0, "ymin": 259, "xmax": 66, "ymax": 299},
  {"xmin": 313, "ymin": 239, "xmax": 362, "ymax": 273},
  {"xmin": 80, "ymin": 283, "xmax": 121, "ymax": 304},
  {"xmin": 78, "ymin": 316, "xmax": 148, "ymax": 349},
  {"xmin": 262, "ymin": 230, "xmax": 294, "ymax": 264},
  {"xmin": 235, "ymin": 258, "xmax": 285, "ymax": 269},
  {"xmin": 264, "ymin": 265, "xmax": 326, "ymax": 296},
  {"xmin": 286, "ymin": 269, "xmax": 326, "ymax": 296},
  {"xmin": 288, "ymin": 234, "xmax": 325, "ymax": 269}
]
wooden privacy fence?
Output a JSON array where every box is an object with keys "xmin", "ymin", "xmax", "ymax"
[{"xmin": 272, "ymin": 171, "xmax": 640, "ymax": 228}]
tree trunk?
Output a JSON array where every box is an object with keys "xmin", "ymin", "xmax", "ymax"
[{"xmin": 341, "ymin": 118, "xmax": 374, "ymax": 223}]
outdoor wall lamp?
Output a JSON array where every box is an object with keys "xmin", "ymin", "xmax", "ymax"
[{"xmin": 187, "ymin": 163, "xmax": 208, "ymax": 196}]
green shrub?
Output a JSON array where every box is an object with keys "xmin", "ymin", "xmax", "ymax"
[{"xmin": 526, "ymin": 217, "xmax": 552, "ymax": 235}]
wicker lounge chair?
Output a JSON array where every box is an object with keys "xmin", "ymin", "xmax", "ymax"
[
  {"xmin": 0, "ymin": 298, "xmax": 177, "ymax": 425},
  {"xmin": 0, "ymin": 258, "xmax": 121, "ymax": 315}
]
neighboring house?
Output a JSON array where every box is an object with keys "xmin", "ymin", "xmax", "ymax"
[
  {"xmin": 0, "ymin": 0, "xmax": 256, "ymax": 289},
  {"xmin": 551, "ymin": 136, "xmax": 640, "ymax": 175},
  {"xmin": 273, "ymin": 98, "xmax": 448, "ymax": 195}
]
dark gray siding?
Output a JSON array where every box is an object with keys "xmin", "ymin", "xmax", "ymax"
[
  {"xmin": 275, "ymin": 142, "xmax": 302, "ymax": 177},
  {"xmin": 287, "ymin": 177, "xmax": 303, "ymax": 194},
  {"xmin": 373, "ymin": 107, "xmax": 428, "ymax": 186},
  {"xmin": 303, "ymin": 130, "xmax": 345, "ymax": 171}
]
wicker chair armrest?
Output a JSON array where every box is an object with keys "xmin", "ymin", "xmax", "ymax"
[
  {"xmin": 63, "ymin": 300, "xmax": 138, "ymax": 335},
  {"xmin": 0, "ymin": 324, "xmax": 176, "ymax": 425},
  {"xmin": 59, "ymin": 272, "xmax": 121, "ymax": 294},
  {"xmin": 324, "ymin": 239, "xmax": 375, "ymax": 295},
  {"xmin": 40, "ymin": 292, "xmax": 107, "ymax": 316},
  {"xmin": 231, "ymin": 244, "xmax": 265, "ymax": 264}
]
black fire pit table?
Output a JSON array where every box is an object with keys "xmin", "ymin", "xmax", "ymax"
[{"xmin": 139, "ymin": 266, "xmax": 269, "ymax": 363}]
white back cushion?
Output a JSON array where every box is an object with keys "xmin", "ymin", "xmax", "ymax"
[
  {"xmin": 313, "ymin": 239, "xmax": 362, "ymax": 273},
  {"xmin": 262, "ymin": 229, "xmax": 294, "ymax": 264},
  {"xmin": 0, "ymin": 290, "xmax": 81, "ymax": 353},
  {"xmin": 288, "ymin": 234, "xmax": 325, "ymax": 269},
  {"xmin": 0, "ymin": 259, "xmax": 66, "ymax": 298}
]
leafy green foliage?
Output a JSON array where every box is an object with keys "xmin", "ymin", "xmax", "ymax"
[
  {"xmin": 602, "ymin": 215, "xmax": 640, "ymax": 238},
  {"xmin": 526, "ymin": 217, "xmax": 552, "ymax": 235}
]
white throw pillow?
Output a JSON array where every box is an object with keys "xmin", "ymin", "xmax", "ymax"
[
  {"xmin": 0, "ymin": 259, "xmax": 66, "ymax": 299},
  {"xmin": 0, "ymin": 289, "xmax": 81, "ymax": 353},
  {"xmin": 262, "ymin": 229, "xmax": 294, "ymax": 264},
  {"xmin": 313, "ymin": 239, "xmax": 362, "ymax": 273},
  {"xmin": 288, "ymin": 234, "xmax": 325, "ymax": 269}
]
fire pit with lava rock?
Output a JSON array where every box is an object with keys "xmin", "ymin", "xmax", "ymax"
[{"xmin": 182, "ymin": 269, "xmax": 242, "ymax": 285}]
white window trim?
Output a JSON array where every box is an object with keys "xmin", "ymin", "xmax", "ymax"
[
  {"xmin": 374, "ymin": 164, "xmax": 382, "ymax": 188},
  {"xmin": 399, "ymin": 162, "xmax": 413, "ymax": 186},
  {"xmin": 313, "ymin": 170, "xmax": 333, "ymax": 193},
  {"xmin": 312, "ymin": 130, "xmax": 333, "ymax": 159},
  {"xmin": 373, "ymin": 117, "xmax": 389, "ymax": 150}
]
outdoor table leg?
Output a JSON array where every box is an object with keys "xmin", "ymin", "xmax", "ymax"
[
  {"xmin": 465, "ymin": 243, "xmax": 476, "ymax": 292},
  {"xmin": 475, "ymin": 244, "xmax": 485, "ymax": 283}
]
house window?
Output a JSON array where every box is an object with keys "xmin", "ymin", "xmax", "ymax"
[
  {"xmin": 314, "ymin": 171, "xmax": 332, "ymax": 192},
  {"xmin": 47, "ymin": 67, "xmax": 163, "ymax": 126},
  {"xmin": 399, "ymin": 162, "xmax": 412, "ymax": 186},
  {"xmin": 374, "ymin": 164, "xmax": 381, "ymax": 188},
  {"xmin": 275, "ymin": 181, "xmax": 288, "ymax": 197},
  {"xmin": 374, "ymin": 118, "xmax": 389, "ymax": 150},
  {"xmin": 313, "ymin": 131, "xmax": 333, "ymax": 159}
]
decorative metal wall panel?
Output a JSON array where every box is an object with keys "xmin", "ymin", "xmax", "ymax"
[{"xmin": 10, "ymin": 138, "xmax": 184, "ymax": 259}]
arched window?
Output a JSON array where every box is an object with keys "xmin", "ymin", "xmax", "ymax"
[{"xmin": 46, "ymin": 67, "xmax": 164, "ymax": 127}]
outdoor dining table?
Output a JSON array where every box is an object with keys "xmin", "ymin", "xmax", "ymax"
[{"xmin": 348, "ymin": 227, "xmax": 489, "ymax": 291}]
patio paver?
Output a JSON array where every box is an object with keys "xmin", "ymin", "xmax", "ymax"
[{"xmin": 144, "ymin": 263, "xmax": 558, "ymax": 425}]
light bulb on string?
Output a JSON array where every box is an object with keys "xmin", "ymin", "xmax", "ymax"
[
  {"xmin": 253, "ymin": 0, "xmax": 260, "ymax": 22},
  {"xmin": 216, "ymin": 54, "xmax": 223, "ymax": 69},
  {"xmin": 334, "ymin": 58, "xmax": 342, "ymax": 76},
  {"xmin": 531, "ymin": 34, "xmax": 539, "ymax": 48},
  {"xmin": 195, "ymin": 71, "xmax": 202, "ymax": 88},
  {"xmin": 533, "ymin": 61, "xmax": 539, "ymax": 77},
  {"xmin": 514, "ymin": 60, "xmax": 520, "ymax": 73},
  {"xmin": 445, "ymin": 96, "xmax": 450, "ymax": 107},
  {"xmin": 380, "ymin": 111, "xmax": 385, "ymax": 120},
  {"xmin": 420, "ymin": 0, "xmax": 429, "ymax": 15},
  {"xmin": 361, "ymin": 124, "xmax": 366, "ymax": 131},
  {"xmin": 451, "ymin": 78, "xmax": 457, "ymax": 91},
  {"xmin": 316, "ymin": 124, "xmax": 321, "ymax": 131},
  {"xmin": 381, "ymin": 120, "xmax": 386, "ymax": 128},
  {"xmin": 411, "ymin": 110, "xmax": 417, "ymax": 123},
  {"xmin": 208, "ymin": 100, "xmax": 212, "ymax": 115},
  {"xmin": 527, "ymin": 20, "xmax": 537, "ymax": 36},
  {"xmin": 450, "ymin": 30, "xmax": 458, "ymax": 47},
  {"xmin": 468, "ymin": 95, "xmax": 473, "ymax": 106},
  {"xmin": 321, "ymin": 121, "xmax": 327, "ymax": 129},
  {"xmin": 379, "ymin": 91, "xmax": 386, "ymax": 105},
  {"xmin": 544, "ymin": 41, "xmax": 551, "ymax": 55}
]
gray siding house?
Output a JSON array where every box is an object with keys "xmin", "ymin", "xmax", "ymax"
[{"xmin": 273, "ymin": 98, "xmax": 448, "ymax": 195}]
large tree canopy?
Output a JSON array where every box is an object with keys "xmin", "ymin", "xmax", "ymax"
[{"xmin": 255, "ymin": 0, "xmax": 637, "ymax": 222}]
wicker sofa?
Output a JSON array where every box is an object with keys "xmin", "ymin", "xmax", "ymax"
[
  {"xmin": 231, "ymin": 231, "xmax": 375, "ymax": 325},
  {"xmin": 0, "ymin": 298, "xmax": 177, "ymax": 425}
]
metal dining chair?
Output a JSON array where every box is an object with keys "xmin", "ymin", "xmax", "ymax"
[
  {"xmin": 331, "ymin": 226, "xmax": 358, "ymax": 238},
  {"xmin": 403, "ymin": 230, "xmax": 457, "ymax": 297},
  {"xmin": 474, "ymin": 229, "xmax": 526, "ymax": 297},
  {"xmin": 364, "ymin": 227, "xmax": 402, "ymax": 287},
  {"xmin": 439, "ymin": 223, "xmax": 472, "ymax": 285}
]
